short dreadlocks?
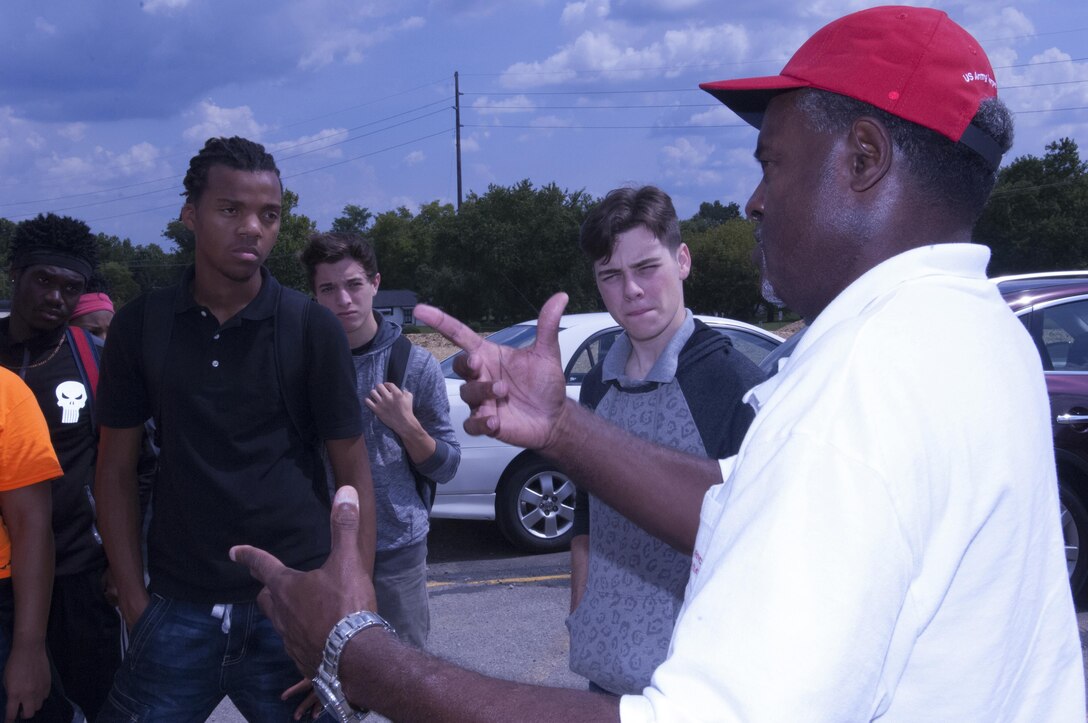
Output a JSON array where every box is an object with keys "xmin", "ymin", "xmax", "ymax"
[{"xmin": 182, "ymin": 136, "xmax": 281, "ymax": 206}]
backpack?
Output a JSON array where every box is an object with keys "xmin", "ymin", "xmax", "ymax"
[
  {"xmin": 67, "ymin": 326, "xmax": 103, "ymax": 432},
  {"xmin": 385, "ymin": 333, "xmax": 438, "ymax": 513}
]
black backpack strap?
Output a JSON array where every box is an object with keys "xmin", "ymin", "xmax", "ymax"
[
  {"xmin": 274, "ymin": 286, "xmax": 316, "ymax": 445},
  {"xmin": 141, "ymin": 287, "xmax": 176, "ymax": 446},
  {"xmin": 385, "ymin": 334, "xmax": 412, "ymax": 388},
  {"xmin": 385, "ymin": 333, "xmax": 438, "ymax": 512}
]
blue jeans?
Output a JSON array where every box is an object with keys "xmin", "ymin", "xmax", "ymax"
[{"xmin": 98, "ymin": 595, "xmax": 318, "ymax": 723}]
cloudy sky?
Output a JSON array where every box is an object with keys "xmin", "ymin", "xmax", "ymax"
[{"xmin": 1, "ymin": 0, "xmax": 1085, "ymax": 247}]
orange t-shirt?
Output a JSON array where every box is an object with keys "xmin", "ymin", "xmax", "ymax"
[{"xmin": 0, "ymin": 366, "xmax": 62, "ymax": 580}]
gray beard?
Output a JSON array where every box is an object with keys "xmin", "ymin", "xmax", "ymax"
[{"xmin": 754, "ymin": 236, "xmax": 785, "ymax": 308}]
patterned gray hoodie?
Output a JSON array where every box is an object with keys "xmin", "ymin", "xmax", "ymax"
[{"xmin": 338, "ymin": 314, "xmax": 460, "ymax": 551}]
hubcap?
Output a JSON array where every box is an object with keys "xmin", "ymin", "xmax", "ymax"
[{"xmin": 517, "ymin": 471, "xmax": 576, "ymax": 540}]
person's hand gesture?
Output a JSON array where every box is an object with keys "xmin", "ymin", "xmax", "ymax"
[
  {"xmin": 413, "ymin": 292, "xmax": 570, "ymax": 451},
  {"xmin": 366, "ymin": 382, "xmax": 416, "ymax": 437},
  {"xmin": 230, "ymin": 486, "xmax": 376, "ymax": 678}
]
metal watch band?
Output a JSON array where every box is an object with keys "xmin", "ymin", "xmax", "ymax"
[{"xmin": 312, "ymin": 610, "xmax": 397, "ymax": 723}]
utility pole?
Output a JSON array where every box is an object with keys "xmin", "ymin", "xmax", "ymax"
[{"xmin": 454, "ymin": 71, "xmax": 463, "ymax": 211}]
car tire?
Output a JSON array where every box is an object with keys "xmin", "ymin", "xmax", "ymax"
[
  {"xmin": 1059, "ymin": 479, "xmax": 1088, "ymax": 602},
  {"xmin": 495, "ymin": 455, "xmax": 577, "ymax": 553}
]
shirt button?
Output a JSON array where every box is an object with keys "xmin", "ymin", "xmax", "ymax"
[
  {"xmin": 201, "ymin": 310, "xmax": 208, "ymax": 317},
  {"xmin": 213, "ymin": 333, "xmax": 220, "ymax": 340},
  {"xmin": 212, "ymin": 360, "xmax": 219, "ymax": 368}
]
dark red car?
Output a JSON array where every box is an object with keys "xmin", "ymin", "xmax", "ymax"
[{"xmin": 997, "ymin": 272, "xmax": 1088, "ymax": 599}]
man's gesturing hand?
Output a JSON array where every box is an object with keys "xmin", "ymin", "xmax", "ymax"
[
  {"xmin": 230, "ymin": 486, "xmax": 376, "ymax": 678},
  {"xmin": 413, "ymin": 292, "xmax": 571, "ymax": 451}
]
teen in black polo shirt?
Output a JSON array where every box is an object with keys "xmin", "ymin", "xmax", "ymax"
[{"xmin": 95, "ymin": 137, "xmax": 376, "ymax": 722}]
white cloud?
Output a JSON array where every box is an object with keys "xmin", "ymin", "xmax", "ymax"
[
  {"xmin": 660, "ymin": 135, "xmax": 722, "ymax": 186},
  {"xmin": 689, "ymin": 105, "xmax": 741, "ymax": 126},
  {"xmin": 501, "ymin": 22, "xmax": 749, "ymax": 87},
  {"xmin": 404, "ymin": 150, "xmax": 425, "ymax": 165},
  {"xmin": 298, "ymin": 16, "xmax": 425, "ymax": 70},
  {"xmin": 140, "ymin": 0, "xmax": 191, "ymax": 15},
  {"xmin": 561, "ymin": 0, "xmax": 611, "ymax": 26},
  {"xmin": 961, "ymin": 5, "xmax": 1034, "ymax": 45},
  {"xmin": 461, "ymin": 135, "xmax": 482, "ymax": 153},
  {"xmin": 530, "ymin": 115, "xmax": 570, "ymax": 127},
  {"xmin": 113, "ymin": 142, "xmax": 162, "ymax": 174},
  {"xmin": 183, "ymin": 101, "xmax": 267, "ymax": 144},
  {"xmin": 34, "ymin": 17, "xmax": 57, "ymax": 35},
  {"xmin": 270, "ymin": 128, "xmax": 348, "ymax": 160},
  {"xmin": 472, "ymin": 95, "xmax": 536, "ymax": 115},
  {"xmin": 57, "ymin": 123, "xmax": 87, "ymax": 142}
]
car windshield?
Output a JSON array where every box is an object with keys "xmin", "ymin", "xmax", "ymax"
[{"xmin": 440, "ymin": 324, "xmax": 543, "ymax": 380}]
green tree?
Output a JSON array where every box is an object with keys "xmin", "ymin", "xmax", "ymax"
[
  {"xmin": 331, "ymin": 204, "xmax": 373, "ymax": 236},
  {"xmin": 131, "ymin": 243, "xmax": 183, "ymax": 292},
  {"xmin": 977, "ymin": 137, "xmax": 1088, "ymax": 274},
  {"xmin": 265, "ymin": 188, "xmax": 317, "ymax": 292},
  {"xmin": 684, "ymin": 217, "xmax": 764, "ymax": 321},
  {"xmin": 98, "ymin": 260, "xmax": 141, "ymax": 305},
  {"xmin": 425, "ymin": 180, "xmax": 595, "ymax": 325},
  {"xmin": 681, "ymin": 200, "xmax": 742, "ymax": 234},
  {"xmin": 161, "ymin": 219, "xmax": 195, "ymax": 263},
  {"xmin": 0, "ymin": 218, "xmax": 16, "ymax": 299}
]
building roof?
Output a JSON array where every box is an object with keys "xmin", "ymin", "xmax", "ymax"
[{"xmin": 374, "ymin": 289, "xmax": 418, "ymax": 309}]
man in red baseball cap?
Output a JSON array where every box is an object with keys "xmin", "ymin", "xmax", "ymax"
[{"xmin": 230, "ymin": 6, "xmax": 1085, "ymax": 721}]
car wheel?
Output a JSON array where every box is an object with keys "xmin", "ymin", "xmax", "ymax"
[
  {"xmin": 1059, "ymin": 481, "xmax": 1088, "ymax": 601},
  {"xmin": 495, "ymin": 455, "xmax": 577, "ymax": 553}
]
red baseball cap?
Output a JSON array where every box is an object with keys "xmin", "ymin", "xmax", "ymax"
[{"xmin": 700, "ymin": 6, "xmax": 1002, "ymax": 168}]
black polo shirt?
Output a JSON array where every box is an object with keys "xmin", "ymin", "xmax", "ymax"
[
  {"xmin": 97, "ymin": 267, "xmax": 363, "ymax": 603},
  {"xmin": 0, "ymin": 321, "xmax": 104, "ymax": 577}
]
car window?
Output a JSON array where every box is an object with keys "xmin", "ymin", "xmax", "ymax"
[
  {"xmin": 1040, "ymin": 300, "xmax": 1088, "ymax": 371},
  {"xmin": 565, "ymin": 330, "xmax": 621, "ymax": 384},
  {"xmin": 440, "ymin": 324, "xmax": 544, "ymax": 380},
  {"xmin": 718, "ymin": 329, "xmax": 779, "ymax": 366}
]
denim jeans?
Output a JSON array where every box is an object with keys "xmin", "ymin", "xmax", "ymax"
[
  {"xmin": 0, "ymin": 579, "xmax": 79, "ymax": 722},
  {"xmin": 98, "ymin": 595, "xmax": 317, "ymax": 723}
]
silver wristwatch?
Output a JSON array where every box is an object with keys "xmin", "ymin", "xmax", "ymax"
[{"xmin": 312, "ymin": 610, "xmax": 396, "ymax": 722}]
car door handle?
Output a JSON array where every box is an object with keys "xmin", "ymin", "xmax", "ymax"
[{"xmin": 1057, "ymin": 413, "xmax": 1088, "ymax": 425}]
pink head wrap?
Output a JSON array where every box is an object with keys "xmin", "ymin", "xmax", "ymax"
[{"xmin": 71, "ymin": 292, "xmax": 114, "ymax": 320}]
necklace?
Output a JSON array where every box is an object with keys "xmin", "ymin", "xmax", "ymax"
[{"xmin": 1, "ymin": 333, "xmax": 66, "ymax": 372}]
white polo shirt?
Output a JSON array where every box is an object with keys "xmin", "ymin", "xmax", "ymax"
[{"xmin": 622, "ymin": 244, "xmax": 1084, "ymax": 722}]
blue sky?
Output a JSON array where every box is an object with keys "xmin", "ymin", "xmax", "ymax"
[{"xmin": 1, "ymin": 0, "xmax": 1085, "ymax": 247}]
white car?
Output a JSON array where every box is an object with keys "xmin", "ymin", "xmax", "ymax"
[{"xmin": 431, "ymin": 312, "xmax": 783, "ymax": 552}]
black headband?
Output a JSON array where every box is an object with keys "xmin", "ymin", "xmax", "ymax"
[{"xmin": 11, "ymin": 249, "xmax": 93, "ymax": 280}]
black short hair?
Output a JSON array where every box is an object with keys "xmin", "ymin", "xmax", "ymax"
[
  {"xmin": 579, "ymin": 185, "xmax": 681, "ymax": 264},
  {"xmin": 182, "ymin": 136, "xmax": 281, "ymax": 205},
  {"xmin": 8, "ymin": 213, "xmax": 98, "ymax": 277},
  {"xmin": 299, "ymin": 232, "xmax": 379, "ymax": 291},
  {"xmin": 795, "ymin": 89, "xmax": 1014, "ymax": 221}
]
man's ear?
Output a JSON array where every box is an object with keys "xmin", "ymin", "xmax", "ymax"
[
  {"xmin": 371, "ymin": 272, "xmax": 381, "ymax": 291},
  {"xmin": 847, "ymin": 117, "xmax": 893, "ymax": 192},
  {"xmin": 180, "ymin": 203, "xmax": 196, "ymax": 232},
  {"xmin": 676, "ymin": 243, "xmax": 692, "ymax": 281}
]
